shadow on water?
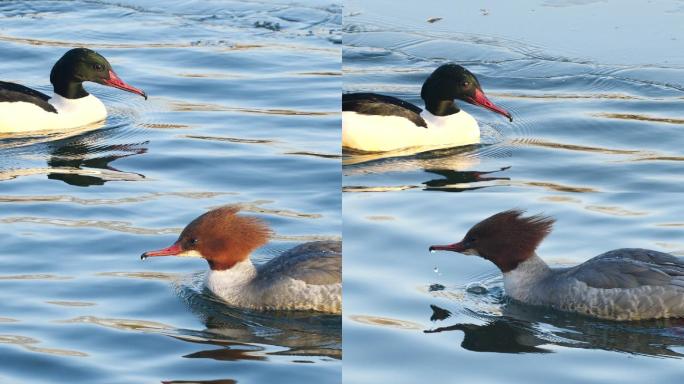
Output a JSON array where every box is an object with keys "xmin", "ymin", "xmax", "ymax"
[
  {"xmin": 424, "ymin": 294, "xmax": 684, "ymax": 358},
  {"xmin": 173, "ymin": 274, "xmax": 342, "ymax": 360}
]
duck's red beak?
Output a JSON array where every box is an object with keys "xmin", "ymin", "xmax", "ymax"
[
  {"xmin": 141, "ymin": 241, "xmax": 182, "ymax": 259},
  {"xmin": 429, "ymin": 242, "xmax": 467, "ymax": 253},
  {"xmin": 466, "ymin": 88, "xmax": 511, "ymax": 122},
  {"xmin": 103, "ymin": 69, "xmax": 147, "ymax": 99}
]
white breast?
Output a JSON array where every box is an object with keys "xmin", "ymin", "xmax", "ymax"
[
  {"xmin": 342, "ymin": 109, "xmax": 480, "ymax": 152},
  {"xmin": 205, "ymin": 260, "xmax": 341, "ymax": 314},
  {"xmin": 0, "ymin": 93, "xmax": 106, "ymax": 133}
]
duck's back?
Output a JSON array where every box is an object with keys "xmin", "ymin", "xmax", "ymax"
[
  {"xmin": 547, "ymin": 249, "xmax": 684, "ymax": 320},
  {"xmin": 255, "ymin": 240, "xmax": 341, "ymax": 313}
]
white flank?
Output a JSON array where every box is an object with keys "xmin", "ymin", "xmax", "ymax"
[
  {"xmin": 0, "ymin": 93, "xmax": 107, "ymax": 133},
  {"xmin": 206, "ymin": 259, "xmax": 342, "ymax": 314},
  {"xmin": 342, "ymin": 109, "xmax": 480, "ymax": 152}
]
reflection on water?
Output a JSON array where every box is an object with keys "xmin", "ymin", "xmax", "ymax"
[
  {"xmin": 46, "ymin": 140, "xmax": 148, "ymax": 187},
  {"xmin": 425, "ymin": 301, "xmax": 684, "ymax": 358},
  {"xmin": 0, "ymin": 123, "xmax": 149, "ymax": 186},
  {"xmin": 422, "ymin": 167, "xmax": 510, "ymax": 192},
  {"xmin": 175, "ymin": 276, "xmax": 342, "ymax": 360},
  {"xmin": 344, "ymin": 145, "xmax": 512, "ymax": 192}
]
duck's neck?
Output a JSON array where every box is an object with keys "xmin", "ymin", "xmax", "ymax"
[
  {"xmin": 52, "ymin": 81, "xmax": 89, "ymax": 99},
  {"xmin": 424, "ymin": 99, "xmax": 460, "ymax": 116},
  {"xmin": 502, "ymin": 254, "xmax": 552, "ymax": 303},
  {"xmin": 206, "ymin": 259, "xmax": 258, "ymax": 297}
]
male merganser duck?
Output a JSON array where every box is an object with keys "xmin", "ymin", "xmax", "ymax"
[
  {"xmin": 342, "ymin": 63, "xmax": 512, "ymax": 152},
  {"xmin": 429, "ymin": 210, "xmax": 684, "ymax": 321},
  {"xmin": 140, "ymin": 207, "xmax": 341, "ymax": 314},
  {"xmin": 0, "ymin": 48, "xmax": 146, "ymax": 133}
]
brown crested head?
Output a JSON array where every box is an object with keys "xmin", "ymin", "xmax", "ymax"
[
  {"xmin": 141, "ymin": 206, "xmax": 272, "ymax": 270},
  {"xmin": 429, "ymin": 209, "xmax": 555, "ymax": 272}
]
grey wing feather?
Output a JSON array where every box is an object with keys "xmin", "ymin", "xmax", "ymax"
[
  {"xmin": 561, "ymin": 248, "xmax": 684, "ymax": 289},
  {"xmin": 258, "ymin": 240, "xmax": 341, "ymax": 285}
]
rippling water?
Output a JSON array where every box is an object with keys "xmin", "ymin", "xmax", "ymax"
[
  {"xmin": 0, "ymin": 1, "xmax": 340, "ymax": 383},
  {"xmin": 343, "ymin": 1, "xmax": 684, "ymax": 383}
]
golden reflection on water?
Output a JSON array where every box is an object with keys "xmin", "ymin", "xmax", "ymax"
[
  {"xmin": 45, "ymin": 301, "xmax": 96, "ymax": 307},
  {"xmin": 540, "ymin": 196, "xmax": 653, "ymax": 217},
  {"xmin": 96, "ymin": 271, "xmax": 180, "ymax": 281},
  {"xmin": 0, "ymin": 216, "xmax": 181, "ymax": 235},
  {"xmin": 513, "ymin": 138, "xmax": 641, "ymax": 155},
  {"xmin": 0, "ymin": 334, "xmax": 87, "ymax": 357},
  {"xmin": 141, "ymin": 123, "xmax": 190, "ymax": 129},
  {"xmin": 218, "ymin": 201, "xmax": 323, "ymax": 219},
  {"xmin": 585, "ymin": 205, "xmax": 647, "ymax": 216},
  {"xmin": 508, "ymin": 180, "xmax": 598, "ymax": 193},
  {"xmin": 0, "ymin": 191, "xmax": 235, "ymax": 205},
  {"xmin": 348, "ymin": 315, "xmax": 422, "ymax": 330},
  {"xmin": 495, "ymin": 92, "xmax": 639, "ymax": 100},
  {"xmin": 169, "ymin": 101, "xmax": 334, "ymax": 116},
  {"xmin": 272, "ymin": 234, "xmax": 341, "ymax": 242},
  {"xmin": 0, "ymin": 34, "xmax": 338, "ymax": 54},
  {"xmin": 57, "ymin": 316, "xmax": 173, "ymax": 332},
  {"xmin": 365, "ymin": 215, "xmax": 396, "ymax": 221},
  {"xmin": 594, "ymin": 113, "xmax": 684, "ymax": 125},
  {"xmin": 0, "ymin": 274, "xmax": 72, "ymax": 280}
]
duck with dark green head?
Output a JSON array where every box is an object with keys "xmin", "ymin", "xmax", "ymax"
[
  {"xmin": 342, "ymin": 63, "xmax": 511, "ymax": 152},
  {"xmin": 0, "ymin": 48, "xmax": 147, "ymax": 133}
]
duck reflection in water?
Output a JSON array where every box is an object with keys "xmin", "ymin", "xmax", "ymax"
[
  {"xmin": 0, "ymin": 124, "xmax": 148, "ymax": 186},
  {"xmin": 44, "ymin": 125, "xmax": 147, "ymax": 186},
  {"xmin": 422, "ymin": 166, "xmax": 510, "ymax": 192},
  {"xmin": 424, "ymin": 303, "xmax": 684, "ymax": 357},
  {"xmin": 344, "ymin": 145, "xmax": 511, "ymax": 192}
]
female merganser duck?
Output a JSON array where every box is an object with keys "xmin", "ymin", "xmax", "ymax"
[
  {"xmin": 141, "ymin": 207, "xmax": 341, "ymax": 314},
  {"xmin": 0, "ymin": 48, "xmax": 146, "ymax": 133},
  {"xmin": 430, "ymin": 210, "xmax": 684, "ymax": 321},
  {"xmin": 342, "ymin": 63, "xmax": 512, "ymax": 152}
]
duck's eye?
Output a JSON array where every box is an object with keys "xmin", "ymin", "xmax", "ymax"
[
  {"xmin": 463, "ymin": 81, "xmax": 470, "ymax": 88},
  {"xmin": 189, "ymin": 238, "xmax": 199, "ymax": 246},
  {"xmin": 92, "ymin": 63, "xmax": 104, "ymax": 71}
]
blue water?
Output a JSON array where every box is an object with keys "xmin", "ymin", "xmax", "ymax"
[
  {"xmin": 0, "ymin": 1, "xmax": 341, "ymax": 383},
  {"xmin": 343, "ymin": 1, "xmax": 684, "ymax": 383}
]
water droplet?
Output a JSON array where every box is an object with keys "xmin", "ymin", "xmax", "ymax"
[
  {"xmin": 430, "ymin": 249, "xmax": 436, "ymax": 254},
  {"xmin": 433, "ymin": 266, "xmax": 439, "ymax": 273}
]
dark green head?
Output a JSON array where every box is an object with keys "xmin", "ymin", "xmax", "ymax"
[
  {"xmin": 421, "ymin": 63, "xmax": 511, "ymax": 121},
  {"xmin": 49, "ymin": 48, "xmax": 147, "ymax": 100}
]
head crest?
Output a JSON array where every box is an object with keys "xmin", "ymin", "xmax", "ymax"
[{"xmin": 466, "ymin": 209, "xmax": 555, "ymax": 272}]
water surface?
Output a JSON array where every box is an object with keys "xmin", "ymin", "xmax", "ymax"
[
  {"xmin": 343, "ymin": 1, "xmax": 684, "ymax": 383},
  {"xmin": 0, "ymin": 1, "xmax": 341, "ymax": 383}
]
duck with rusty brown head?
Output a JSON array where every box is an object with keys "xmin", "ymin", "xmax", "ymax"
[
  {"xmin": 430, "ymin": 209, "xmax": 684, "ymax": 321},
  {"xmin": 141, "ymin": 206, "xmax": 341, "ymax": 314}
]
